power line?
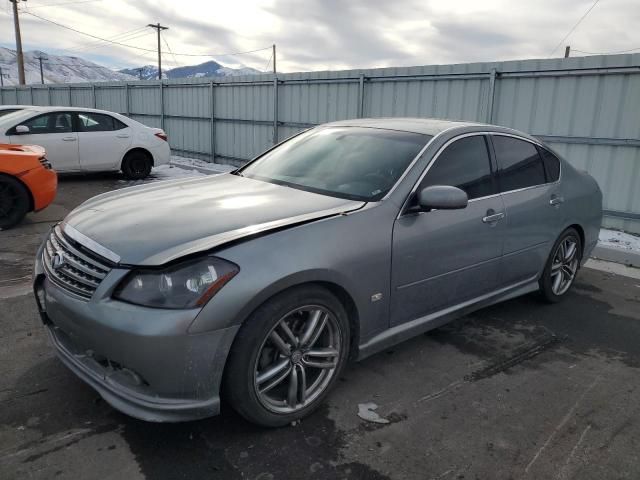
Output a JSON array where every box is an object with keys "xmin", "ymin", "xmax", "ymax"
[
  {"xmin": 22, "ymin": 10, "xmax": 272, "ymax": 58},
  {"xmin": 264, "ymin": 49, "xmax": 273, "ymax": 72},
  {"xmin": 548, "ymin": 0, "xmax": 601, "ymax": 57},
  {"xmin": 162, "ymin": 34, "xmax": 180, "ymax": 69},
  {"xmin": 24, "ymin": 0, "xmax": 102, "ymax": 9},
  {"xmin": 573, "ymin": 46, "xmax": 640, "ymax": 55}
]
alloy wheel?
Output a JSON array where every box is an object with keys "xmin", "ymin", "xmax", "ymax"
[
  {"xmin": 254, "ymin": 306, "xmax": 341, "ymax": 414},
  {"xmin": 550, "ymin": 236, "xmax": 579, "ymax": 296}
]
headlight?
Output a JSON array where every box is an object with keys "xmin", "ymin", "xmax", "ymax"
[{"xmin": 113, "ymin": 256, "xmax": 239, "ymax": 309}]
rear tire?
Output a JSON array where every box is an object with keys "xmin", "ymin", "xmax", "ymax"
[
  {"xmin": 223, "ymin": 285, "xmax": 350, "ymax": 427},
  {"xmin": 122, "ymin": 151, "xmax": 152, "ymax": 180},
  {"xmin": 0, "ymin": 176, "xmax": 30, "ymax": 230},
  {"xmin": 538, "ymin": 228, "xmax": 582, "ymax": 303}
]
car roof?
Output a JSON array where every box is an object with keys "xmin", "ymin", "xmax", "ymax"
[
  {"xmin": 324, "ymin": 117, "xmax": 541, "ymax": 143},
  {"xmin": 9, "ymin": 106, "xmax": 121, "ymax": 114},
  {"xmin": 324, "ymin": 117, "xmax": 486, "ymax": 136},
  {"xmin": 0, "ymin": 105, "xmax": 27, "ymax": 110}
]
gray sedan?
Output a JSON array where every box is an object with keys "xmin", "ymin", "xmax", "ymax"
[{"xmin": 33, "ymin": 118, "xmax": 602, "ymax": 426}]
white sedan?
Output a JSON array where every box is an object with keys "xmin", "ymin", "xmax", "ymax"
[{"xmin": 0, "ymin": 107, "xmax": 170, "ymax": 179}]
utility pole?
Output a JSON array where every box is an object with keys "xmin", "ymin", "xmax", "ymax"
[
  {"xmin": 564, "ymin": 45, "xmax": 571, "ymax": 58},
  {"xmin": 272, "ymin": 44, "xmax": 276, "ymax": 74},
  {"xmin": 135, "ymin": 68, "xmax": 144, "ymax": 80},
  {"xmin": 0, "ymin": 67, "xmax": 9, "ymax": 87},
  {"xmin": 36, "ymin": 55, "xmax": 47, "ymax": 84},
  {"xmin": 147, "ymin": 23, "xmax": 168, "ymax": 80},
  {"xmin": 10, "ymin": 0, "xmax": 26, "ymax": 85}
]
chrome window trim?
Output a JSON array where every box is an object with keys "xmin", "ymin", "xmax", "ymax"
[
  {"xmin": 398, "ymin": 130, "xmax": 563, "ymax": 218},
  {"xmin": 61, "ymin": 222, "xmax": 121, "ymax": 264}
]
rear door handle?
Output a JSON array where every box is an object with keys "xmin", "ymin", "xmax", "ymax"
[
  {"xmin": 116, "ymin": 134, "xmax": 130, "ymax": 139},
  {"xmin": 550, "ymin": 195, "xmax": 564, "ymax": 206},
  {"xmin": 482, "ymin": 212, "xmax": 505, "ymax": 223},
  {"xmin": 62, "ymin": 136, "xmax": 76, "ymax": 142}
]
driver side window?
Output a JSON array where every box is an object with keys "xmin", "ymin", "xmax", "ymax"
[
  {"xmin": 420, "ymin": 135, "xmax": 496, "ymax": 200},
  {"xmin": 21, "ymin": 112, "xmax": 73, "ymax": 135}
]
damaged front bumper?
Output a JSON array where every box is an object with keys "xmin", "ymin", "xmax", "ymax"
[{"xmin": 33, "ymin": 251, "xmax": 238, "ymax": 422}]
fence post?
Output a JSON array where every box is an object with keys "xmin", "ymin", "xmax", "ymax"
[
  {"xmin": 273, "ymin": 76, "xmax": 279, "ymax": 145},
  {"xmin": 125, "ymin": 84, "xmax": 130, "ymax": 115},
  {"xmin": 486, "ymin": 68, "xmax": 498, "ymax": 123},
  {"xmin": 0, "ymin": 87, "xmax": 3, "ymax": 105},
  {"xmin": 68, "ymin": 86, "xmax": 72, "ymax": 106},
  {"xmin": 160, "ymin": 81, "xmax": 165, "ymax": 130},
  {"xmin": 47, "ymin": 86, "xmax": 51, "ymax": 105},
  {"xmin": 357, "ymin": 73, "xmax": 365, "ymax": 117},
  {"xmin": 29, "ymin": 86, "xmax": 34, "ymax": 105},
  {"xmin": 92, "ymin": 85, "xmax": 97, "ymax": 108},
  {"xmin": 210, "ymin": 80, "xmax": 216, "ymax": 163}
]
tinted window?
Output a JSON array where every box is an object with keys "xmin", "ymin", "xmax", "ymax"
[
  {"xmin": 493, "ymin": 136, "xmax": 546, "ymax": 191},
  {"xmin": 78, "ymin": 112, "xmax": 126, "ymax": 132},
  {"xmin": 21, "ymin": 112, "xmax": 72, "ymax": 134},
  {"xmin": 539, "ymin": 147, "xmax": 560, "ymax": 182},
  {"xmin": 420, "ymin": 136, "xmax": 495, "ymax": 200},
  {"xmin": 241, "ymin": 127, "xmax": 430, "ymax": 201}
]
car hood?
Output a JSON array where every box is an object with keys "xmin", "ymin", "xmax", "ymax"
[{"xmin": 63, "ymin": 173, "xmax": 365, "ymax": 266}]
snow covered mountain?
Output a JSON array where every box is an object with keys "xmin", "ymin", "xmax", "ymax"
[
  {"xmin": 119, "ymin": 60, "xmax": 261, "ymax": 80},
  {"xmin": 0, "ymin": 47, "xmax": 135, "ymax": 85},
  {"xmin": 0, "ymin": 48, "xmax": 262, "ymax": 86}
]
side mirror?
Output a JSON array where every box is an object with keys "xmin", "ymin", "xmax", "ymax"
[
  {"xmin": 15, "ymin": 125, "xmax": 30, "ymax": 135},
  {"xmin": 417, "ymin": 185, "xmax": 468, "ymax": 211}
]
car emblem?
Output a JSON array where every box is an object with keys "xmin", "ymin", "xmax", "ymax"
[{"xmin": 52, "ymin": 251, "xmax": 66, "ymax": 270}]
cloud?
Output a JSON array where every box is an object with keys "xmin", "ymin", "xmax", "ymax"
[{"xmin": 0, "ymin": 0, "xmax": 639, "ymax": 73}]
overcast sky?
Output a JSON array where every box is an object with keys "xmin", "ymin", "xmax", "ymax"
[{"xmin": 1, "ymin": 0, "xmax": 639, "ymax": 72}]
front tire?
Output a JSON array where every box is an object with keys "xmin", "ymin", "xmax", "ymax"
[
  {"xmin": 223, "ymin": 285, "xmax": 350, "ymax": 427},
  {"xmin": 539, "ymin": 228, "xmax": 582, "ymax": 303},
  {"xmin": 121, "ymin": 151, "xmax": 152, "ymax": 180},
  {"xmin": 0, "ymin": 176, "xmax": 30, "ymax": 230}
]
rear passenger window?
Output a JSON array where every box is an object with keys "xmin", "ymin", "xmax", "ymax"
[
  {"xmin": 493, "ymin": 136, "xmax": 546, "ymax": 192},
  {"xmin": 538, "ymin": 148, "xmax": 561, "ymax": 182},
  {"xmin": 420, "ymin": 135, "xmax": 495, "ymax": 200},
  {"xmin": 78, "ymin": 113, "xmax": 126, "ymax": 132}
]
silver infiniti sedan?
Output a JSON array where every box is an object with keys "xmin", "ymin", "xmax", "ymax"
[{"xmin": 33, "ymin": 118, "xmax": 602, "ymax": 426}]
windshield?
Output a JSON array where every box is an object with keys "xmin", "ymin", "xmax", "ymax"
[{"xmin": 240, "ymin": 127, "xmax": 430, "ymax": 201}]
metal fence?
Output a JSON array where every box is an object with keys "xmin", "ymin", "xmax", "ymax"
[{"xmin": 1, "ymin": 54, "xmax": 639, "ymax": 232}]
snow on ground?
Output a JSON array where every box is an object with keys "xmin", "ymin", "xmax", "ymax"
[
  {"xmin": 170, "ymin": 156, "xmax": 236, "ymax": 173},
  {"xmin": 152, "ymin": 164, "xmax": 207, "ymax": 180},
  {"xmin": 599, "ymin": 228, "xmax": 640, "ymax": 253}
]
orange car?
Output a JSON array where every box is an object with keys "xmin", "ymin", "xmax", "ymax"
[{"xmin": 0, "ymin": 143, "xmax": 57, "ymax": 229}]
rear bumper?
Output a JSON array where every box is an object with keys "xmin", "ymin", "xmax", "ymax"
[
  {"xmin": 21, "ymin": 167, "xmax": 57, "ymax": 211},
  {"xmin": 33, "ymin": 251, "xmax": 238, "ymax": 422},
  {"xmin": 150, "ymin": 143, "xmax": 171, "ymax": 167}
]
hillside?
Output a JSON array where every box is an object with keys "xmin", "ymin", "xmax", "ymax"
[{"xmin": 0, "ymin": 47, "xmax": 135, "ymax": 85}]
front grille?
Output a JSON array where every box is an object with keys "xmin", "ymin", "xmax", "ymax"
[{"xmin": 42, "ymin": 225, "xmax": 111, "ymax": 299}]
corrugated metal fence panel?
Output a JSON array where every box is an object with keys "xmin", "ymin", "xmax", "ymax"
[
  {"xmin": 31, "ymin": 88, "xmax": 49, "ymax": 105},
  {"xmin": 70, "ymin": 87, "xmax": 93, "ymax": 108},
  {"xmin": 49, "ymin": 88, "xmax": 71, "ymax": 106},
  {"xmin": 129, "ymin": 85, "xmax": 161, "ymax": 115},
  {"xmin": 1, "ymin": 54, "xmax": 639, "ymax": 231},
  {"xmin": 95, "ymin": 87, "xmax": 127, "ymax": 113}
]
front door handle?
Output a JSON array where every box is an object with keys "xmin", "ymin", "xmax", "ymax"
[
  {"xmin": 62, "ymin": 136, "xmax": 76, "ymax": 142},
  {"xmin": 550, "ymin": 195, "xmax": 564, "ymax": 206},
  {"xmin": 482, "ymin": 211, "xmax": 505, "ymax": 224}
]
